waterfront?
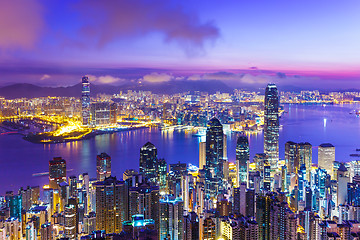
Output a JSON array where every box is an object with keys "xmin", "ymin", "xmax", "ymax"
[{"xmin": 1, "ymin": 103, "xmax": 360, "ymax": 194}]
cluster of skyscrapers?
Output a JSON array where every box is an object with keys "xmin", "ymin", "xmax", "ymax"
[{"xmin": 3, "ymin": 83, "xmax": 360, "ymax": 239}]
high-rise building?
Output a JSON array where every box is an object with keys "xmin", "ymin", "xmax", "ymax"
[
  {"xmin": 6, "ymin": 191, "xmax": 22, "ymax": 221},
  {"xmin": 159, "ymin": 197, "xmax": 184, "ymax": 240},
  {"xmin": 199, "ymin": 142, "xmax": 206, "ymax": 170},
  {"xmin": 90, "ymin": 102, "xmax": 110, "ymax": 126},
  {"xmin": 256, "ymin": 194, "xmax": 274, "ymax": 240},
  {"xmin": 236, "ymin": 135, "xmax": 249, "ymax": 186},
  {"xmin": 205, "ymin": 117, "xmax": 224, "ymax": 198},
  {"xmin": 285, "ymin": 141, "xmax": 298, "ymax": 174},
  {"xmin": 139, "ymin": 142, "xmax": 158, "ymax": 184},
  {"xmin": 69, "ymin": 176, "xmax": 77, "ymax": 198},
  {"xmin": 94, "ymin": 176, "xmax": 128, "ymax": 234},
  {"xmin": 264, "ymin": 83, "xmax": 279, "ymax": 170},
  {"xmin": 157, "ymin": 158, "xmax": 167, "ymax": 192},
  {"xmin": 96, "ymin": 153, "xmax": 111, "ymax": 181},
  {"xmin": 128, "ymin": 177, "xmax": 160, "ymax": 235},
  {"xmin": 81, "ymin": 76, "xmax": 90, "ymax": 126},
  {"xmin": 203, "ymin": 217, "xmax": 216, "ymax": 240},
  {"xmin": 19, "ymin": 186, "xmax": 40, "ymax": 211},
  {"xmin": 109, "ymin": 102, "xmax": 117, "ymax": 125},
  {"xmin": 64, "ymin": 198, "xmax": 77, "ymax": 239},
  {"xmin": 298, "ymin": 142, "xmax": 312, "ymax": 181},
  {"xmin": 318, "ymin": 143, "xmax": 335, "ymax": 179},
  {"xmin": 184, "ymin": 212, "xmax": 199, "ymax": 240},
  {"xmin": 49, "ymin": 157, "xmax": 66, "ymax": 189}
]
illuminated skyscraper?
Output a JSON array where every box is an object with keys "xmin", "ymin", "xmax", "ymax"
[
  {"xmin": 285, "ymin": 141, "xmax": 298, "ymax": 174},
  {"xmin": 6, "ymin": 191, "xmax": 22, "ymax": 221},
  {"xmin": 298, "ymin": 142, "xmax": 312, "ymax": 181},
  {"xmin": 139, "ymin": 142, "xmax": 158, "ymax": 184},
  {"xmin": 49, "ymin": 157, "xmax": 66, "ymax": 189},
  {"xmin": 64, "ymin": 198, "xmax": 78, "ymax": 239},
  {"xmin": 199, "ymin": 142, "xmax": 206, "ymax": 170},
  {"xmin": 109, "ymin": 102, "xmax": 117, "ymax": 124},
  {"xmin": 264, "ymin": 83, "xmax": 279, "ymax": 170},
  {"xmin": 94, "ymin": 176, "xmax": 128, "ymax": 234},
  {"xmin": 96, "ymin": 153, "xmax": 111, "ymax": 181},
  {"xmin": 128, "ymin": 182, "xmax": 160, "ymax": 236},
  {"xmin": 90, "ymin": 102, "xmax": 111, "ymax": 126},
  {"xmin": 81, "ymin": 76, "xmax": 90, "ymax": 126},
  {"xmin": 236, "ymin": 135, "xmax": 249, "ymax": 186},
  {"xmin": 160, "ymin": 197, "xmax": 184, "ymax": 240},
  {"xmin": 205, "ymin": 117, "xmax": 224, "ymax": 198},
  {"xmin": 318, "ymin": 143, "xmax": 335, "ymax": 179}
]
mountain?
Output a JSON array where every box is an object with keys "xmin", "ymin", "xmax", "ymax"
[{"xmin": 0, "ymin": 80, "xmax": 233, "ymax": 99}]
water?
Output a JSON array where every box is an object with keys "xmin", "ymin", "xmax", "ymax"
[{"xmin": 0, "ymin": 103, "xmax": 360, "ymax": 195}]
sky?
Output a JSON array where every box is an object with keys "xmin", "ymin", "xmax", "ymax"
[{"xmin": 0, "ymin": 0, "xmax": 359, "ymax": 89}]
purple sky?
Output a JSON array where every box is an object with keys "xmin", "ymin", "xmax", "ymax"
[{"xmin": 0, "ymin": 0, "xmax": 359, "ymax": 89}]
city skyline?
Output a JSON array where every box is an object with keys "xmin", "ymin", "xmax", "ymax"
[
  {"xmin": 1, "ymin": 1, "xmax": 360, "ymax": 239},
  {"xmin": 0, "ymin": 1, "xmax": 360, "ymax": 89}
]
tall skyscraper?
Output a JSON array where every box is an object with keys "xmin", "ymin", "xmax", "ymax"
[
  {"xmin": 205, "ymin": 117, "xmax": 224, "ymax": 198},
  {"xmin": 285, "ymin": 141, "xmax": 298, "ymax": 174},
  {"xmin": 236, "ymin": 135, "xmax": 249, "ymax": 186},
  {"xmin": 298, "ymin": 142, "xmax": 312, "ymax": 181},
  {"xmin": 96, "ymin": 152, "xmax": 111, "ymax": 181},
  {"xmin": 49, "ymin": 157, "xmax": 66, "ymax": 189},
  {"xmin": 94, "ymin": 176, "xmax": 128, "ymax": 234},
  {"xmin": 160, "ymin": 197, "xmax": 184, "ymax": 240},
  {"xmin": 264, "ymin": 83, "xmax": 279, "ymax": 170},
  {"xmin": 64, "ymin": 198, "xmax": 77, "ymax": 239},
  {"xmin": 318, "ymin": 143, "xmax": 335, "ymax": 179},
  {"xmin": 199, "ymin": 142, "xmax": 206, "ymax": 170},
  {"xmin": 81, "ymin": 76, "xmax": 90, "ymax": 126},
  {"xmin": 128, "ymin": 182, "xmax": 160, "ymax": 236},
  {"xmin": 139, "ymin": 142, "xmax": 158, "ymax": 184}
]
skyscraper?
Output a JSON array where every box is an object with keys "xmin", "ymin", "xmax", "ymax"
[
  {"xmin": 298, "ymin": 142, "xmax": 312, "ymax": 181},
  {"xmin": 49, "ymin": 157, "xmax": 66, "ymax": 189},
  {"xmin": 81, "ymin": 76, "xmax": 90, "ymax": 126},
  {"xmin": 96, "ymin": 152, "xmax": 111, "ymax": 181},
  {"xmin": 90, "ymin": 102, "xmax": 110, "ymax": 126},
  {"xmin": 199, "ymin": 142, "xmax": 206, "ymax": 170},
  {"xmin": 205, "ymin": 117, "xmax": 224, "ymax": 198},
  {"xmin": 318, "ymin": 143, "xmax": 335, "ymax": 179},
  {"xmin": 264, "ymin": 83, "xmax": 279, "ymax": 170},
  {"xmin": 160, "ymin": 197, "xmax": 184, "ymax": 240},
  {"xmin": 285, "ymin": 141, "xmax": 298, "ymax": 174},
  {"xmin": 64, "ymin": 198, "xmax": 77, "ymax": 239},
  {"xmin": 94, "ymin": 176, "xmax": 128, "ymax": 234},
  {"xmin": 128, "ymin": 182, "xmax": 160, "ymax": 236},
  {"xmin": 139, "ymin": 142, "xmax": 158, "ymax": 184},
  {"xmin": 236, "ymin": 135, "xmax": 249, "ymax": 186}
]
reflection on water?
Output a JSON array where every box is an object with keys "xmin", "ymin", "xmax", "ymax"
[{"xmin": 1, "ymin": 103, "xmax": 360, "ymax": 194}]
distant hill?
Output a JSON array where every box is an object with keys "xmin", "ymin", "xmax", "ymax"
[{"xmin": 0, "ymin": 80, "xmax": 233, "ymax": 99}]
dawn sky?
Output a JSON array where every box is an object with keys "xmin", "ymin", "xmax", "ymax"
[{"xmin": 1, "ymin": 0, "xmax": 360, "ymax": 89}]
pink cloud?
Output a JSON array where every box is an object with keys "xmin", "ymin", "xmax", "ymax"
[
  {"xmin": 76, "ymin": 0, "xmax": 219, "ymax": 55},
  {"xmin": 0, "ymin": 0, "xmax": 44, "ymax": 49}
]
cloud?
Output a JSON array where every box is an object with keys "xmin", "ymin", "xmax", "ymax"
[
  {"xmin": 40, "ymin": 74, "xmax": 51, "ymax": 81},
  {"xmin": 142, "ymin": 72, "xmax": 173, "ymax": 83},
  {"xmin": 187, "ymin": 71, "xmax": 288, "ymax": 86},
  {"xmin": 76, "ymin": 0, "xmax": 219, "ymax": 55},
  {"xmin": 0, "ymin": 0, "xmax": 44, "ymax": 49},
  {"xmin": 87, "ymin": 75, "xmax": 125, "ymax": 84}
]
